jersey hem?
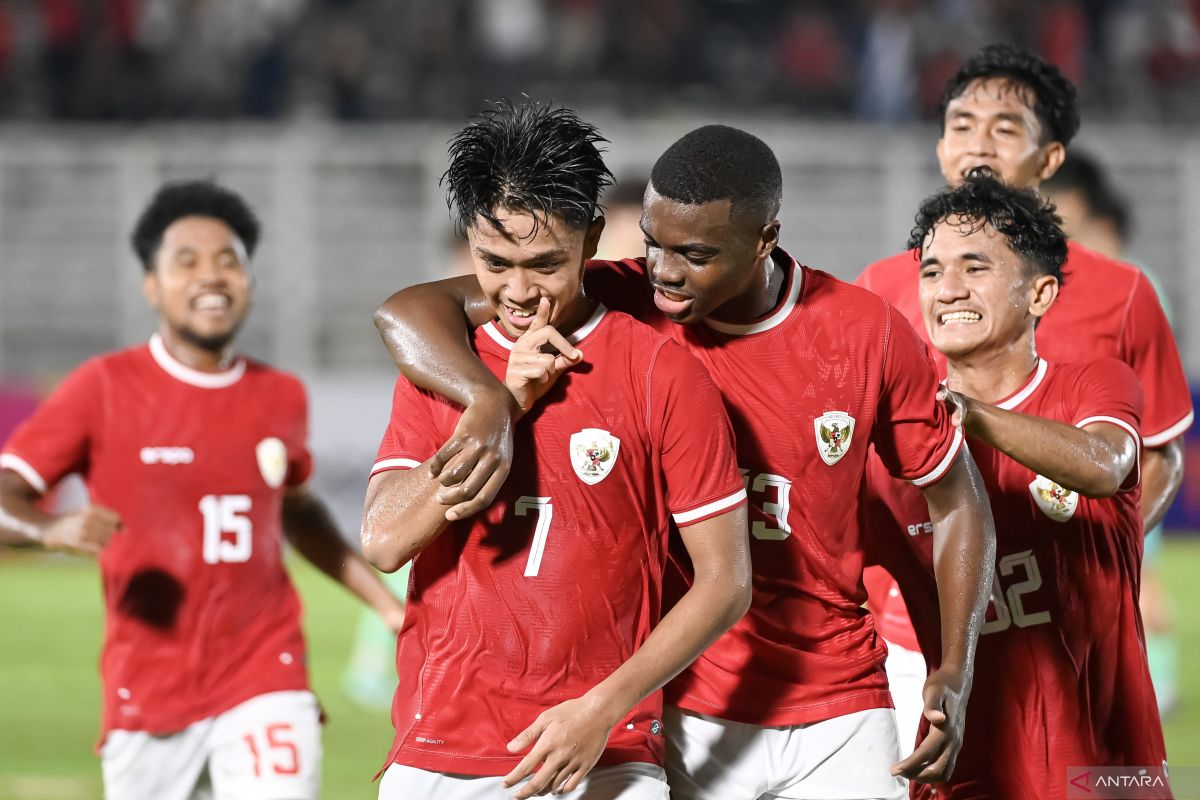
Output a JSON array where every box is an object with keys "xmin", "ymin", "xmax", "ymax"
[
  {"xmin": 1143, "ymin": 409, "xmax": 1194, "ymax": 448},
  {"xmin": 908, "ymin": 426, "xmax": 964, "ymax": 487},
  {"xmin": 0, "ymin": 452, "xmax": 48, "ymax": 493},
  {"xmin": 672, "ymin": 486, "xmax": 747, "ymax": 526},
  {"xmin": 670, "ymin": 688, "xmax": 894, "ymax": 727}
]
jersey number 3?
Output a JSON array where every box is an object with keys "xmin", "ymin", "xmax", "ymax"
[{"xmin": 200, "ymin": 494, "xmax": 253, "ymax": 565}]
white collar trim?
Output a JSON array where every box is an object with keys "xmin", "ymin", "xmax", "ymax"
[
  {"xmin": 149, "ymin": 333, "xmax": 246, "ymax": 389},
  {"xmin": 482, "ymin": 303, "xmax": 608, "ymax": 352},
  {"xmin": 702, "ymin": 254, "xmax": 802, "ymax": 336},
  {"xmin": 995, "ymin": 358, "xmax": 1048, "ymax": 410}
]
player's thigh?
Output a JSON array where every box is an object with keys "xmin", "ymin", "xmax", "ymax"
[
  {"xmin": 883, "ymin": 639, "xmax": 927, "ymax": 758},
  {"xmin": 664, "ymin": 706, "xmax": 769, "ymax": 800},
  {"xmin": 208, "ymin": 690, "xmax": 322, "ymax": 800},
  {"xmin": 771, "ymin": 708, "xmax": 905, "ymax": 800},
  {"xmin": 101, "ymin": 724, "xmax": 213, "ymax": 800},
  {"xmin": 560, "ymin": 763, "xmax": 668, "ymax": 799},
  {"xmin": 378, "ymin": 763, "xmax": 668, "ymax": 800}
]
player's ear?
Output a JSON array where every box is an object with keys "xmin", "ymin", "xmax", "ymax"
[
  {"xmin": 141, "ymin": 269, "xmax": 162, "ymax": 311},
  {"xmin": 757, "ymin": 219, "xmax": 781, "ymax": 259},
  {"xmin": 582, "ymin": 216, "xmax": 605, "ymax": 260},
  {"xmin": 1037, "ymin": 141, "xmax": 1066, "ymax": 182},
  {"xmin": 1028, "ymin": 272, "xmax": 1059, "ymax": 319}
]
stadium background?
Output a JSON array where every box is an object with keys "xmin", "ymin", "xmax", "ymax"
[{"xmin": 3, "ymin": 1, "xmax": 1200, "ymax": 797}]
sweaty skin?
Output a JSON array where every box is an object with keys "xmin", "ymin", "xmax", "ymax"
[
  {"xmin": 374, "ymin": 192, "xmax": 995, "ymax": 784},
  {"xmin": 932, "ymin": 76, "xmax": 1182, "ymax": 535}
]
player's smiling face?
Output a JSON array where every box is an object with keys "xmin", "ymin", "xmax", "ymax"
[
  {"xmin": 142, "ymin": 215, "xmax": 252, "ymax": 352},
  {"xmin": 937, "ymin": 78, "xmax": 1065, "ymax": 190},
  {"xmin": 469, "ymin": 207, "xmax": 603, "ymax": 338},
  {"xmin": 919, "ymin": 216, "xmax": 1058, "ymax": 359},
  {"xmin": 640, "ymin": 184, "xmax": 774, "ymax": 325}
]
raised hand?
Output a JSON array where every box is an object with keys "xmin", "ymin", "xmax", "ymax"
[{"xmin": 504, "ymin": 297, "xmax": 584, "ymax": 416}]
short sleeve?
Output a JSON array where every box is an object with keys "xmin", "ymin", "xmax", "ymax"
[
  {"xmin": 371, "ymin": 375, "xmax": 451, "ymax": 477},
  {"xmin": 0, "ymin": 361, "xmax": 103, "ymax": 493},
  {"xmin": 583, "ymin": 258, "xmax": 656, "ymax": 319},
  {"xmin": 872, "ymin": 306, "xmax": 963, "ymax": 486},
  {"xmin": 1122, "ymin": 271, "xmax": 1193, "ymax": 447},
  {"xmin": 1066, "ymin": 358, "xmax": 1144, "ymax": 490},
  {"xmin": 283, "ymin": 378, "xmax": 313, "ymax": 488},
  {"xmin": 648, "ymin": 341, "xmax": 746, "ymax": 527}
]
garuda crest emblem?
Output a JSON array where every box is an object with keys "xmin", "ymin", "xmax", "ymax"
[
  {"xmin": 814, "ymin": 411, "xmax": 855, "ymax": 466},
  {"xmin": 1029, "ymin": 474, "xmax": 1078, "ymax": 522},
  {"xmin": 570, "ymin": 428, "xmax": 621, "ymax": 485}
]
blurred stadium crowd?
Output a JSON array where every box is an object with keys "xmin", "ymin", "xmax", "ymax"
[{"xmin": 4, "ymin": 0, "xmax": 1200, "ymax": 121}]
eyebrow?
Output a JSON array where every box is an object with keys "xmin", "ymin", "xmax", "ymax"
[{"xmin": 473, "ymin": 246, "xmax": 568, "ymax": 264}]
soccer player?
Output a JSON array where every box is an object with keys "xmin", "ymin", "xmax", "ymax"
[
  {"xmin": 372, "ymin": 124, "xmax": 997, "ymax": 798},
  {"xmin": 0, "ymin": 180, "xmax": 406, "ymax": 800},
  {"xmin": 360, "ymin": 100, "xmax": 752, "ymax": 799},
  {"xmin": 856, "ymin": 44, "xmax": 1192, "ymax": 750},
  {"xmin": 862, "ymin": 176, "xmax": 1168, "ymax": 799}
]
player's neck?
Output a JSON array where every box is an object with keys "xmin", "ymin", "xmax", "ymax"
[
  {"xmin": 155, "ymin": 326, "xmax": 238, "ymax": 373},
  {"xmin": 944, "ymin": 335, "xmax": 1040, "ymax": 404},
  {"xmin": 708, "ymin": 249, "xmax": 784, "ymax": 324},
  {"xmin": 553, "ymin": 295, "xmax": 598, "ymax": 338}
]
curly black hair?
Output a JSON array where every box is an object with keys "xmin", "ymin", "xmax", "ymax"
[
  {"xmin": 442, "ymin": 98, "xmax": 614, "ymax": 237},
  {"xmin": 940, "ymin": 43, "xmax": 1080, "ymax": 146},
  {"xmin": 907, "ymin": 175, "xmax": 1067, "ymax": 282},
  {"xmin": 649, "ymin": 125, "xmax": 782, "ymax": 221},
  {"xmin": 131, "ymin": 180, "xmax": 260, "ymax": 272}
]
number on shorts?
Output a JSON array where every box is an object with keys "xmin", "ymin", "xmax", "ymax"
[
  {"xmin": 516, "ymin": 496, "xmax": 553, "ymax": 577},
  {"xmin": 244, "ymin": 723, "xmax": 299, "ymax": 777}
]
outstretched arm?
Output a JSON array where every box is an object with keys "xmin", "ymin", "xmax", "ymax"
[
  {"xmin": 896, "ymin": 448, "xmax": 995, "ymax": 784},
  {"xmin": 943, "ymin": 389, "xmax": 1137, "ymax": 497},
  {"xmin": 374, "ymin": 277, "xmax": 523, "ymax": 519},
  {"xmin": 502, "ymin": 505, "xmax": 752, "ymax": 798},
  {"xmin": 283, "ymin": 485, "xmax": 406, "ymax": 629},
  {"xmin": 0, "ymin": 469, "xmax": 120, "ymax": 554}
]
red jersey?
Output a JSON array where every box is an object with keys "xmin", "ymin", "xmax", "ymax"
[
  {"xmin": 371, "ymin": 305, "xmax": 745, "ymax": 776},
  {"xmin": 863, "ymin": 358, "xmax": 1166, "ymax": 800},
  {"xmin": 585, "ymin": 252, "xmax": 963, "ymax": 726},
  {"xmin": 1, "ymin": 335, "xmax": 312, "ymax": 738},
  {"xmin": 858, "ymin": 239, "xmax": 1193, "ymax": 648}
]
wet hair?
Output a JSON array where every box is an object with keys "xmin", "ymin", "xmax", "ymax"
[
  {"xmin": 940, "ymin": 44, "xmax": 1080, "ymax": 146},
  {"xmin": 907, "ymin": 174, "xmax": 1067, "ymax": 282},
  {"xmin": 131, "ymin": 180, "xmax": 260, "ymax": 272},
  {"xmin": 442, "ymin": 98, "xmax": 614, "ymax": 236},
  {"xmin": 649, "ymin": 125, "xmax": 782, "ymax": 221},
  {"xmin": 1043, "ymin": 151, "xmax": 1130, "ymax": 242}
]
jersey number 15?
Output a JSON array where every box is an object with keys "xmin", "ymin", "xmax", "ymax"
[{"xmin": 200, "ymin": 494, "xmax": 253, "ymax": 565}]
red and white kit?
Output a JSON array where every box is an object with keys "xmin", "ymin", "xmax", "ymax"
[
  {"xmin": 371, "ymin": 305, "xmax": 745, "ymax": 779},
  {"xmin": 863, "ymin": 358, "xmax": 1167, "ymax": 800},
  {"xmin": 586, "ymin": 252, "xmax": 960, "ymax": 798},
  {"xmin": 1, "ymin": 334, "xmax": 321, "ymax": 798}
]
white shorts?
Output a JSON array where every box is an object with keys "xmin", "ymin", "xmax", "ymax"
[
  {"xmin": 102, "ymin": 690, "xmax": 321, "ymax": 800},
  {"xmin": 883, "ymin": 639, "xmax": 927, "ymax": 759},
  {"xmin": 378, "ymin": 761, "xmax": 668, "ymax": 800},
  {"xmin": 665, "ymin": 706, "xmax": 905, "ymax": 800}
]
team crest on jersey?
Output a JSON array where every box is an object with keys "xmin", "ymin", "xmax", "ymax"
[
  {"xmin": 814, "ymin": 411, "xmax": 855, "ymax": 466},
  {"xmin": 256, "ymin": 437, "xmax": 288, "ymax": 489},
  {"xmin": 1029, "ymin": 474, "xmax": 1078, "ymax": 522},
  {"xmin": 570, "ymin": 428, "xmax": 620, "ymax": 485}
]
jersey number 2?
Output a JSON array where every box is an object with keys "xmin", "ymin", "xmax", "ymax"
[
  {"xmin": 981, "ymin": 549, "xmax": 1052, "ymax": 634},
  {"xmin": 200, "ymin": 494, "xmax": 253, "ymax": 565}
]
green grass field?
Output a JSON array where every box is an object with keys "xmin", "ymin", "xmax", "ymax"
[{"xmin": 3, "ymin": 540, "xmax": 1200, "ymax": 799}]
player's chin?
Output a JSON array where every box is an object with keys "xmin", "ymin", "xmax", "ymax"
[{"xmin": 179, "ymin": 321, "xmax": 242, "ymax": 352}]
